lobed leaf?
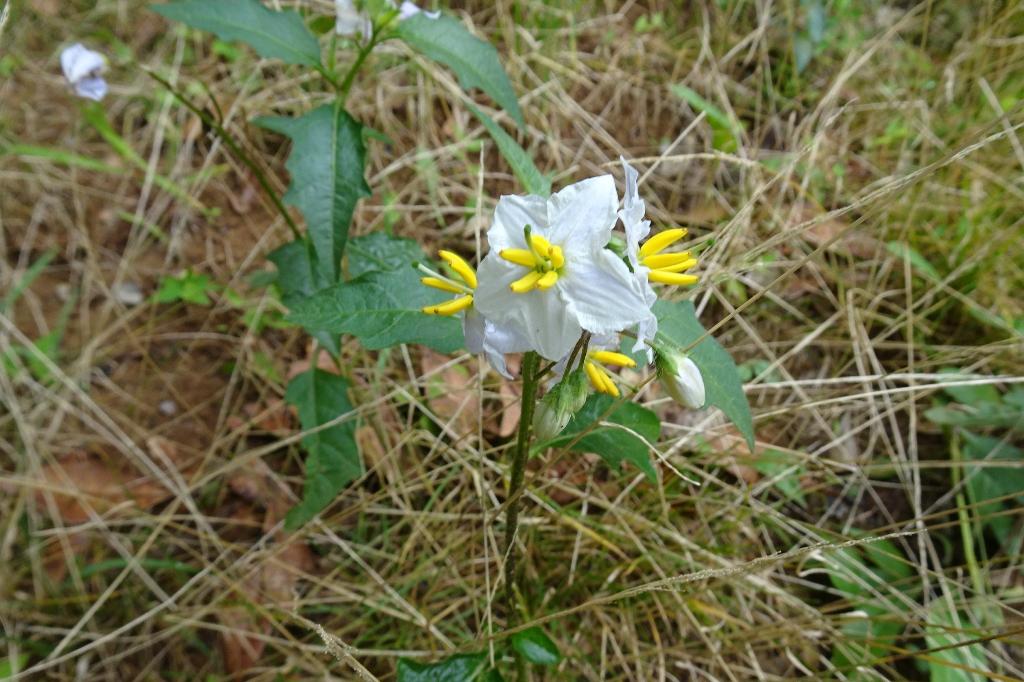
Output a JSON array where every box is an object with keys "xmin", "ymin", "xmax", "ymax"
[
  {"xmin": 256, "ymin": 105, "xmax": 370, "ymax": 284},
  {"xmin": 152, "ymin": 0, "xmax": 322, "ymax": 68},
  {"xmin": 397, "ymin": 13, "xmax": 524, "ymax": 129},
  {"xmin": 286, "ymin": 237, "xmax": 463, "ymax": 353},
  {"xmin": 654, "ymin": 300, "xmax": 755, "ymax": 450},
  {"xmin": 284, "ymin": 369, "xmax": 361, "ymax": 529}
]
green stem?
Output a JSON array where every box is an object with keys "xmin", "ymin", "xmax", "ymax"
[
  {"xmin": 504, "ymin": 351, "xmax": 541, "ymax": 620},
  {"xmin": 337, "ymin": 30, "xmax": 380, "ymax": 103},
  {"xmin": 144, "ymin": 70, "xmax": 302, "ymax": 242}
]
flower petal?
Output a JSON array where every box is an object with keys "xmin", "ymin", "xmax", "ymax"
[
  {"xmin": 633, "ymin": 313, "xmax": 657, "ymax": 364},
  {"xmin": 398, "ymin": 1, "xmax": 440, "ymax": 19},
  {"xmin": 475, "ymin": 255, "xmax": 582, "ymax": 361},
  {"xmin": 73, "ymin": 77, "xmax": 108, "ymax": 101},
  {"xmin": 556, "ymin": 249, "xmax": 650, "ymax": 336},
  {"xmin": 487, "ymin": 193, "xmax": 549, "ymax": 253},
  {"xmin": 335, "ymin": 0, "xmax": 371, "ymax": 38},
  {"xmin": 546, "ymin": 174, "xmax": 618, "ymax": 253},
  {"xmin": 61, "ymin": 43, "xmax": 105, "ymax": 85},
  {"xmin": 618, "ymin": 157, "xmax": 650, "ymax": 271}
]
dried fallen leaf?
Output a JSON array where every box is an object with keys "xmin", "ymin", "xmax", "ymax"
[
  {"xmin": 798, "ymin": 205, "xmax": 881, "ymax": 259},
  {"xmin": 20, "ymin": 451, "xmax": 172, "ymax": 524},
  {"xmin": 420, "ymin": 350, "xmax": 479, "ymax": 437}
]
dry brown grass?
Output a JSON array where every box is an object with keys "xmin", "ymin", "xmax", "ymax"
[{"xmin": 2, "ymin": 0, "xmax": 1024, "ymax": 679}]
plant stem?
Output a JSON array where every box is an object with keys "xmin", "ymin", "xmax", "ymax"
[
  {"xmin": 144, "ymin": 70, "xmax": 302, "ymax": 242},
  {"xmin": 338, "ymin": 30, "xmax": 380, "ymax": 103},
  {"xmin": 504, "ymin": 351, "xmax": 541, "ymax": 619}
]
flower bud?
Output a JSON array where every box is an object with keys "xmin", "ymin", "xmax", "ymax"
[
  {"xmin": 532, "ymin": 369, "xmax": 589, "ymax": 442},
  {"xmin": 657, "ymin": 351, "xmax": 705, "ymax": 409}
]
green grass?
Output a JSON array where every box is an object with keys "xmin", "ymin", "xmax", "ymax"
[{"xmin": 0, "ymin": 0, "xmax": 1022, "ymax": 679}]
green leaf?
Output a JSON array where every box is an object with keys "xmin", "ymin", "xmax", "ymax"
[
  {"xmin": 345, "ymin": 232, "xmax": 424, "ymax": 280},
  {"xmin": 924, "ymin": 403, "xmax": 1024, "ymax": 430},
  {"xmin": 654, "ymin": 300, "xmax": 754, "ymax": 450},
  {"xmin": 752, "ymin": 449, "xmax": 806, "ymax": 506},
  {"xmin": 924, "ymin": 603, "xmax": 989, "ymax": 682},
  {"xmin": 286, "ymin": 247, "xmax": 464, "ymax": 354},
  {"xmin": 546, "ymin": 394, "xmax": 660, "ymax": 482},
  {"xmin": 284, "ymin": 369, "xmax": 361, "ymax": 530},
  {"xmin": 397, "ymin": 13, "xmax": 524, "ymax": 129},
  {"xmin": 397, "ymin": 653, "xmax": 494, "ymax": 681},
  {"xmin": 465, "ymin": 103, "xmax": 549, "ymax": 196},
  {"xmin": 511, "ymin": 627, "xmax": 561, "ymax": 666},
  {"xmin": 256, "ymin": 105, "xmax": 370, "ymax": 284},
  {"xmin": 669, "ymin": 84, "xmax": 743, "ymax": 151},
  {"xmin": 939, "ymin": 368, "xmax": 1001, "ymax": 404},
  {"xmin": 267, "ymin": 240, "xmax": 339, "ymax": 356},
  {"xmin": 153, "ymin": 270, "xmax": 217, "ymax": 305},
  {"xmin": 152, "ymin": 0, "xmax": 322, "ymax": 67},
  {"xmin": 0, "ymin": 653, "xmax": 29, "ymax": 680},
  {"xmin": 962, "ymin": 431, "xmax": 1024, "ymax": 545}
]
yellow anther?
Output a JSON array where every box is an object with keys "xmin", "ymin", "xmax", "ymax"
[
  {"xmin": 548, "ymin": 245, "xmax": 565, "ymax": 269},
  {"xmin": 438, "ymin": 250, "xmax": 477, "ymax": 289},
  {"xmin": 602, "ymin": 374, "xmax": 621, "ymax": 397},
  {"xmin": 420, "ymin": 277, "xmax": 467, "ymax": 294},
  {"xmin": 653, "ymin": 258, "xmax": 698, "ymax": 274},
  {"xmin": 500, "ymin": 248, "xmax": 537, "ymax": 267},
  {"xmin": 642, "ymin": 252, "xmax": 693, "ymax": 269},
  {"xmin": 584, "ymin": 361, "xmax": 610, "ymax": 394},
  {"xmin": 591, "ymin": 350, "xmax": 637, "ymax": 368},
  {"xmin": 510, "ymin": 270, "xmax": 544, "ymax": 293},
  {"xmin": 647, "ymin": 270, "xmax": 699, "ymax": 286},
  {"xmin": 536, "ymin": 270, "xmax": 559, "ymax": 289},
  {"xmin": 639, "ymin": 228, "xmax": 688, "ymax": 258},
  {"xmin": 422, "ymin": 295, "xmax": 474, "ymax": 316},
  {"xmin": 529, "ymin": 233, "xmax": 552, "ymax": 261}
]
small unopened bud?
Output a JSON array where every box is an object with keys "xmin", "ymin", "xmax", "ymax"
[
  {"xmin": 533, "ymin": 369, "xmax": 589, "ymax": 442},
  {"xmin": 657, "ymin": 351, "xmax": 705, "ymax": 409}
]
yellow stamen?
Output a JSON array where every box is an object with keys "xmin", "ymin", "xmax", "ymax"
[
  {"xmin": 642, "ymin": 252, "xmax": 693, "ymax": 269},
  {"xmin": 500, "ymin": 248, "xmax": 537, "ymax": 267},
  {"xmin": 420, "ymin": 277, "xmax": 466, "ymax": 294},
  {"xmin": 529, "ymin": 234, "xmax": 552, "ymax": 261},
  {"xmin": 639, "ymin": 228, "xmax": 688, "ymax": 258},
  {"xmin": 510, "ymin": 270, "xmax": 544, "ymax": 293},
  {"xmin": 548, "ymin": 245, "xmax": 565, "ymax": 269},
  {"xmin": 438, "ymin": 250, "xmax": 477, "ymax": 289},
  {"xmin": 647, "ymin": 270, "xmax": 699, "ymax": 286},
  {"xmin": 536, "ymin": 270, "xmax": 559, "ymax": 289},
  {"xmin": 602, "ymin": 373, "xmax": 621, "ymax": 397},
  {"xmin": 652, "ymin": 258, "xmax": 698, "ymax": 274},
  {"xmin": 584, "ymin": 361, "xmax": 610, "ymax": 394},
  {"xmin": 422, "ymin": 295, "xmax": 474, "ymax": 316},
  {"xmin": 591, "ymin": 350, "xmax": 637, "ymax": 368}
]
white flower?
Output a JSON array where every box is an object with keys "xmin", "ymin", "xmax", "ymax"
[
  {"xmin": 60, "ymin": 43, "xmax": 108, "ymax": 101},
  {"xmin": 420, "ymin": 250, "xmax": 530, "ymax": 379},
  {"xmin": 619, "ymin": 157, "xmax": 700, "ymax": 362},
  {"xmin": 335, "ymin": 0, "xmax": 372, "ymax": 39},
  {"xmin": 659, "ymin": 352, "xmax": 706, "ymax": 409},
  {"xmin": 398, "ymin": 1, "xmax": 440, "ymax": 20},
  {"xmin": 336, "ymin": 0, "xmax": 438, "ymax": 37},
  {"xmin": 619, "ymin": 158, "xmax": 658, "ymax": 362},
  {"xmin": 474, "ymin": 175, "xmax": 653, "ymax": 361}
]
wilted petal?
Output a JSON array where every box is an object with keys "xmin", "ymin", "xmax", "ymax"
[{"xmin": 61, "ymin": 43, "xmax": 107, "ymax": 101}]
